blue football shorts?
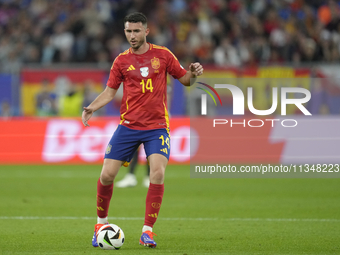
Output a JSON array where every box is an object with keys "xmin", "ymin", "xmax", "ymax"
[{"xmin": 104, "ymin": 125, "xmax": 170, "ymax": 164}]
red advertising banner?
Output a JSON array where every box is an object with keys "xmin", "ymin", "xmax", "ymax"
[
  {"xmin": 0, "ymin": 118, "xmax": 47, "ymax": 164},
  {"xmin": 0, "ymin": 117, "xmax": 191, "ymax": 165},
  {"xmin": 1, "ymin": 117, "xmax": 339, "ymax": 165},
  {"xmin": 0, "ymin": 117, "xmax": 283, "ymax": 165}
]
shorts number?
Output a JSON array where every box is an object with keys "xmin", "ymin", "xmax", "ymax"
[
  {"xmin": 140, "ymin": 78, "xmax": 153, "ymax": 93},
  {"xmin": 159, "ymin": 135, "xmax": 170, "ymax": 149}
]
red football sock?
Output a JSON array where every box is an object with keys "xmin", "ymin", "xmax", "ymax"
[
  {"xmin": 144, "ymin": 183, "xmax": 164, "ymax": 228},
  {"xmin": 97, "ymin": 178, "xmax": 113, "ymax": 218}
]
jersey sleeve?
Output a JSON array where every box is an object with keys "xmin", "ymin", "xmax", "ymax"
[
  {"xmin": 106, "ymin": 56, "xmax": 123, "ymax": 89},
  {"xmin": 166, "ymin": 49, "xmax": 187, "ymax": 79}
]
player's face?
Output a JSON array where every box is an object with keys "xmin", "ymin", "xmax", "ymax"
[{"xmin": 124, "ymin": 22, "xmax": 149, "ymax": 50}]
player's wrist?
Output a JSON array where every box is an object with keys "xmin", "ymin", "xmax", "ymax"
[
  {"xmin": 190, "ymin": 70, "xmax": 197, "ymax": 78},
  {"xmin": 188, "ymin": 73, "xmax": 197, "ymax": 86},
  {"xmin": 86, "ymin": 106, "xmax": 96, "ymax": 113}
]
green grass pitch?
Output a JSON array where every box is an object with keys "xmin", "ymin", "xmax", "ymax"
[{"xmin": 0, "ymin": 164, "xmax": 339, "ymax": 254}]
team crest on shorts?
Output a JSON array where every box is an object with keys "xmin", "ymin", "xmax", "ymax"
[
  {"xmin": 106, "ymin": 144, "xmax": 112, "ymax": 154},
  {"xmin": 140, "ymin": 67, "xmax": 149, "ymax": 77},
  {"xmin": 151, "ymin": 57, "xmax": 160, "ymax": 69}
]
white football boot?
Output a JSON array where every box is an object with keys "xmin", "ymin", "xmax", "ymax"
[
  {"xmin": 115, "ymin": 173, "xmax": 137, "ymax": 188},
  {"xmin": 143, "ymin": 176, "xmax": 150, "ymax": 188}
]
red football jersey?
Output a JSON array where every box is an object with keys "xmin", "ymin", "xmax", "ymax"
[{"xmin": 107, "ymin": 43, "xmax": 187, "ymax": 130}]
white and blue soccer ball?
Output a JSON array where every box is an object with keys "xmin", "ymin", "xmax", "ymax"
[{"xmin": 96, "ymin": 224, "xmax": 125, "ymax": 250}]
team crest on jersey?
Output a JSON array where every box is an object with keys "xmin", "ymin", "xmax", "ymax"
[
  {"xmin": 151, "ymin": 57, "xmax": 160, "ymax": 69},
  {"xmin": 140, "ymin": 67, "xmax": 149, "ymax": 77}
]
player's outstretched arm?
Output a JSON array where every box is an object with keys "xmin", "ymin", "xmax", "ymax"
[
  {"xmin": 82, "ymin": 86, "xmax": 117, "ymax": 127},
  {"xmin": 178, "ymin": 62, "xmax": 204, "ymax": 86}
]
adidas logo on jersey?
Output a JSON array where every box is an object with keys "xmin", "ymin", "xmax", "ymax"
[
  {"xmin": 127, "ymin": 65, "xmax": 135, "ymax": 71},
  {"xmin": 160, "ymin": 148, "xmax": 168, "ymax": 154}
]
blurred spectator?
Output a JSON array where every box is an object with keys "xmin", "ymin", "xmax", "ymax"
[
  {"xmin": 58, "ymin": 82, "xmax": 83, "ymax": 117},
  {"xmin": 50, "ymin": 23, "xmax": 74, "ymax": 62},
  {"xmin": 41, "ymin": 36, "xmax": 55, "ymax": 64},
  {"xmin": 214, "ymin": 37, "xmax": 242, "ymax": 66},
  {"xmin": 82, "ymin": 79, "xmax": 103, "ymax": 116},
  {"xmin": 35, "ymin": 78, "xmax": 58, "ymax": 116},
  {"xmin": 1, "ymin": 50, "xmax": 21, "ymax": 74},
  {"xmin": 0, "ymin": 100, "xmax": 12, "ymax": 118},
  {"xmin": 1, "ymin": 0, "xmax": 340, "ymax": 69},
  {"xmin": 1, "ymin": 0, "xmax": 340, "ymax": 118}
]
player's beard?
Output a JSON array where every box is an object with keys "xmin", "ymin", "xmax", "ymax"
[{"xmin": 130, "ymin": 37, "xmax": 145, "ymax": 50}]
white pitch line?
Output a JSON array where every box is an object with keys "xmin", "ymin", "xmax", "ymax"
[{"xmin": 0, "ymin": 216, "xmax": 339, "ymax": 222}]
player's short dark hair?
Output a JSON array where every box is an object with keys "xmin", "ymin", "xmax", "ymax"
[{"xmin": 124, "ymin": 12, "xmax": 147, "ymax": 27}]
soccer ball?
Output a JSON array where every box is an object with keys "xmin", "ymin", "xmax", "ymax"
[{"xmin": 96, "ymin": 224, "xmax": 125, "ymax": 250}]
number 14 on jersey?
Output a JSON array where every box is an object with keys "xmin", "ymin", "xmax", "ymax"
[{"xmin": 140, "ymin": 78, "xmax": 153, "ymax": 93}]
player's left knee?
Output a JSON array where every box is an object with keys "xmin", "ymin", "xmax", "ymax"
[{"xmin": 100, "ymin": 171, "xmax": 115, "ymax": 185}]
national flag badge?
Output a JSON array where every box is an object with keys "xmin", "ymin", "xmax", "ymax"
[
  {"xmin": 151, "ymin": 57, "xmax": 160, "ymax": 69},
  {"xmin": 140, "ymin": 67, "xmax": 149, "ymax": 77},
  {"xmin": 106, "ymin": 144, "xmax": 112, "ymax": 154}
]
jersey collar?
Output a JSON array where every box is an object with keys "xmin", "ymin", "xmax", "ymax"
[{"xmin": 129, "ymin": 43, "xmax": 152, "ymax": 55}]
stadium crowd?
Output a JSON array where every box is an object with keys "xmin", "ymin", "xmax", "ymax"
[{"xmin": 0, "ymin": 0, "xmax": 340, "ymax": 74}]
